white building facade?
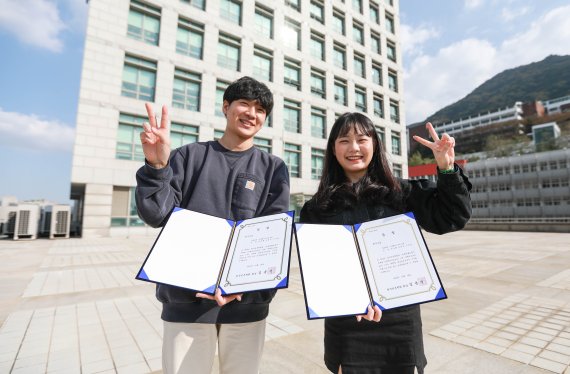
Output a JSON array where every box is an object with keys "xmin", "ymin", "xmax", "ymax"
[
  {"xmin": 71, "ymin": 0, "xmax": 406, "ymax": 237},
  {"xmin": 433, "ymin": 102, "xmax": 524, "ymax": 136}
]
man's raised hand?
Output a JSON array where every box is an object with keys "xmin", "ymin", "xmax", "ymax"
[{"xmin": 140, "ymin": 103, "xmax": 171, "ymax": 169}]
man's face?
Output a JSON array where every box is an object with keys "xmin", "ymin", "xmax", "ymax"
[{"xmin": 223, "ymin": 99, "xmax": 267, "ymax": 140}]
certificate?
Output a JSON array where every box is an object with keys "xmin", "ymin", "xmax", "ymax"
[
  {"xmin": 136, "ymin": 207, "xmax": 295, "ymax": 295},
  {"xmin": 295, "ymin": 212, "xmax": 446, "ymax": 319}
]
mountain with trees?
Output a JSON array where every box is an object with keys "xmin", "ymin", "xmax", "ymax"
[{"xmin": 422, "ymin": 54, "xmax": 570, "ymax": 125}]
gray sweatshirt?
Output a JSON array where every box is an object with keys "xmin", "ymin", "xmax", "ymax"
[{"xmin": 136, "ymin": 140, "xmax": 290, "ymax": 323}]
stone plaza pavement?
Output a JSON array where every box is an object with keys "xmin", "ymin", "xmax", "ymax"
[{"xmin": 0, "ymin": 230, "xmax": 569, "ymax": 374}]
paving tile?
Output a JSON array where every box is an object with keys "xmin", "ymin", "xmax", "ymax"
[
  {"xmin": 510, "ymin": 343, "xmax": 542, "ymax": 356},
  {"xmin": 474, "ymin": 342, "xmax": 506, "ymax": 355},
  {"xmin": 539, "ymin": 350, "xmax": 570, "ymax": 365},
  {"xmin": 501, "ymin": 348, "xmax": 535, "ymax": 364},
  {"xmin": 530, "ymin": 357, "xmax": 567, "ymax": 373}
]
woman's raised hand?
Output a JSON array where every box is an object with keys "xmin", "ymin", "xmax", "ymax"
[{"xmin": 412, "ymin": 122, "xmax": 455, "ymax": 171}]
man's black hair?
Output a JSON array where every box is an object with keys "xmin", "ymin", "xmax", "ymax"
[{"xmin": 223, "ymin": 76, "xmax": 274, "ymax": 115}]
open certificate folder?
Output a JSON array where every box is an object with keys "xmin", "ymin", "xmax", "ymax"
[
  {"xmin": 136, "ymin": 208, "xmax": 295, "ymax": 295},
  {"xmin": 295, "ymin": 212, "xmax": 446, "ymax": 319}
]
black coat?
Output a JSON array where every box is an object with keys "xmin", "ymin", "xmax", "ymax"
[{"xmin": 299, "ymin": 168, "xmax": 472, "ymax": 373}]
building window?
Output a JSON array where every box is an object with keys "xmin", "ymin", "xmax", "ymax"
[
  {"xmin": 253, "ymin": 46, "xmax": 273, "ymax": 82},
  {"xmin": 310, "ymin": 0, "xmax": 324, "ymax": 24},
  {"xmin": 391, "ymin": 131, "xmax": 401, "ymax": 155},
  {"xmin": 372, "ymin": 62, "xmax": 382, "ymax": 86},
  {"xmin": 121, "ymin": 54, "xmax": 156, "ymax": 101},
  {"xmin": 220, "ymin": 0, "xmax": 241, "ymax": 25},
  {"xmin": 116, "ymin": 113, "xmax": 146, "ymax": 161},
  {"xmin": 334, "ymin": 78, "xmax": 347, "ymax": 106},
  {"xmin": 373, "ymin": 93, "xmax": 384, "ymax": 118},
  {"xmin": 353, "ymin": 52, "xmax": 365, "ymax": 78},
  {"xmin": 310, "ymin": 68, "xmax": 326, "ymax": 99},
  {"xmin": 254, "ymin": 137, "xmax": 272, "ymax": 153},
  {"xmin": 284, "ymin": 58, "xmax": 301, "ymax": 90},
  {"xmin": 390, "ymin": 100, "xmax": 400, "ymax": 123},
  {"xmin": 355, "ymin": 87, "xmax": 367, "ymax": 112},
  {"xmin": 369, "ymin": 1, "xmax": 380, "ymax": 24},
  {"xmin": 385, "ymin": 11, "xmax": 395, "ymax": 34},
  {"xmin": 180, "ymin": 0, "xmax": 205, "ymax": 10},
  {"xmin": 284, "ymin": 143, "xmax": 301, "ymax": 178},
  {"xmin": 375, "ymin": 125, "xmax": 385, "ymax": 145},
  {"xmin": 333, "ymin": 43, "xmax": 346, "ymax": 69},
  {"xmin": 218, "ymin": 33, "xmax": 241, "ymax": 71},
  {"xmin": 127, "ymin": 0, "xmax": 161, "ymax": 45},
  {"xmin": 392, "ymin": 163, "xmax": 402, "ymax": 178},
  {"xmin": 111, "ymin": 187, "xmax": 144, "ymax": 227},
  {"xmin": 371, "ymin": 31, "xmax": 381, "ymax": 54},
  {"xmin": 332, "ymin": 8, "xmax": 345, "ymax": 35},
  {"xmin": 170, "ymin": 123, "xmax": 199, "ymax": 148},
  {"xmin": 283, "ymin": 18, "xmax": 301, "ymax": 51},
  {"xmin": 176, "ymin": 18, "xmax": 204, "ymax": 59},
  {"xmin": 254, "ymin": 4, "xmax": 273, "ymax": 39},
  {"xmin": 311, "ymin": 106, "xmax": 326, "ymax": 138},
  {"xmin": 388, "ymin": 69, "xmax": 398, "ymax": 92},
  {"xmin": 310, "ymin": 31, "xmax": 326, "ymax": 61},
  {"xmin": 352, "ymin": 0, "xmax": 363, "ymax": 13},
  {"xmin": 387, "ymin": 39, "xmax": 397, "ymax": 62},
  {"xmin": 352, "ymin": 21, "xmax": 364, "ymax": 45},
  {"xmin": 311, "ymin": 148, "xmax": 325, "ymax": 180},
  {"xmin": 214, "ymin": 129, "xmax": 225, "ymax": 140},
  {"xmin": 285, "ymin": 0, "xmax": 301, "ymax": 12},
  {"xmin": 215, "ymin": 80, "xmax": 230, "ymax": 117},
  {"xmin": 284, "ymin": 99, "xmax": 301, "ymax": 133},
  {"xmin": 172, "ymin": 68, "xmax": 201, "ymax": 111}
]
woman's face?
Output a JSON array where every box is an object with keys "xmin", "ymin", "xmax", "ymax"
[{"xmin": 334, "ymin": 127, "xmax": 374, "ymax": 183}]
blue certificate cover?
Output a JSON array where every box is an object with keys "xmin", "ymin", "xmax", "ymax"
[
  {"xmin": 295, "ymin": 213, "xmax": 446, "ymax": 319},
  {"xmin": 136, "ymin": 208, "xmax": 295, "ymax": 295}
]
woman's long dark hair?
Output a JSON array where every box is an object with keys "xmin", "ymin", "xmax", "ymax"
[{"xmin": 311, "ymin": 112, "xmax": 403, "ymax": 212}]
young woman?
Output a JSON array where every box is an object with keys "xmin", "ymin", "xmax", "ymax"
[{"xmin": 300, "ymin": 112, "xmax": 472, "ymax": 374}]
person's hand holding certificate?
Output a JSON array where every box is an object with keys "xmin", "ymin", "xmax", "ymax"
[
  {"xmin": 136, "ymin": 208, "xmax": 295, "ymax": 296},
  {"xmin": 295, "ymin": 212, "xmax": 446, "ymax": 319}
]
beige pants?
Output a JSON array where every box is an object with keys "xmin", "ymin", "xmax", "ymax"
[{"xmin": 162, "ymin": 320, "xmax": 266, "ymax": 374}]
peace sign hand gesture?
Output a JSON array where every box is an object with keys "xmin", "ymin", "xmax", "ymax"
[
  {"xmin": 140, "ymin": 103, "xmax": 171, "ymax": 169},
  {"xmin": 412, "ymin": 122, "xmax": 455, "ymax": 171}
]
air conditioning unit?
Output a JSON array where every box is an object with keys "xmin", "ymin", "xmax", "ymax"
[
  {"xmin": 40, "ymin": 205, "xmax": 71, "ymax": 239},
  {"xmin": 2, "ymin": 209, "xmax": 17, "ymax": 236},
  {"xmin": 14, "ymin": 204, "xmax": 41, "ymax": 240}
]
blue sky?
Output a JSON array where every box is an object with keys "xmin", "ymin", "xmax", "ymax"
[{"xmin": 0, "ymin": 0, "xmax": 569, "ymax": 203}]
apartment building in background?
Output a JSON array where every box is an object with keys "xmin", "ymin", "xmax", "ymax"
[{"xmin": 70, "ymin": 0, "xmax": 406, "ymax": 237}]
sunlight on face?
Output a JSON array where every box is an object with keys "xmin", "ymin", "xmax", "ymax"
[{"xmin": 334, "ymin": 127, "xmax": 374, "ymax": 183}]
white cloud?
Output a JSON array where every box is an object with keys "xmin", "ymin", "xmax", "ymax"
[
  {"xmin": 465, "ymin": 0, "xmax": 484, "ymax": 10},
  {"xmin": 400, "ymin": 24, "xmax": 440, "ymax": 57},
  {"xmin": 500, "ymin": 5, "xmax": 570, "ymax": 66},
  {"xmin": 59, "ymin": 0, "xmax": 88, "ymax": 34},
  {"xmin": 0, "ymin": 0, "xmax": 66, "ymax": 52},
  {"xmin": 404, "ymin": 5, "xmax": 570, "ymax": 124},
  {"xmin": 404, "ymin": 39, "xmax": 497, "ymax": 123},
  {"xmin": 501, "ymin": 6, "xmax": 531, "ymax": 22},
  {"xmin": 0, "ymin": 108, "xmax": 75, "ymax": 152}
]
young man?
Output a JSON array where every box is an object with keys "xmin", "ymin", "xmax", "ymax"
[{"xmin": 136, "ymin": 77, "xmax": 290, "ymax": 374}]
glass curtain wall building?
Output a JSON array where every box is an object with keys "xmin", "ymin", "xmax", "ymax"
[{"xmin": 71, "ymin": 0, "xmax": 405, "ymax": 236}]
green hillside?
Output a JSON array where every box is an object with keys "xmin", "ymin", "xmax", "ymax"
[{"xmin": 424, "ymin": 55, "xmax": 570, "ymax": 124}]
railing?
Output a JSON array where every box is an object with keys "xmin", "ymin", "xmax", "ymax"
[{"xmin": 469, "ymin": 217, "xmax": 570, "ymax": 224}]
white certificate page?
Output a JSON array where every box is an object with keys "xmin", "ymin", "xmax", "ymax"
[
  {"xmin": 219, "ymin": 212, "xmax": 294, "ymax": 294},
  {"xmin": 355, "ymin": 213, "xmax": 445, "ymax": 310},
  {"xmin": 137, "ymin": 208, "xmax": 232, "ymax": 293},
  {"xmin": 295, "ymin": 223, "xmax": 371, "ymax": 319}
]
